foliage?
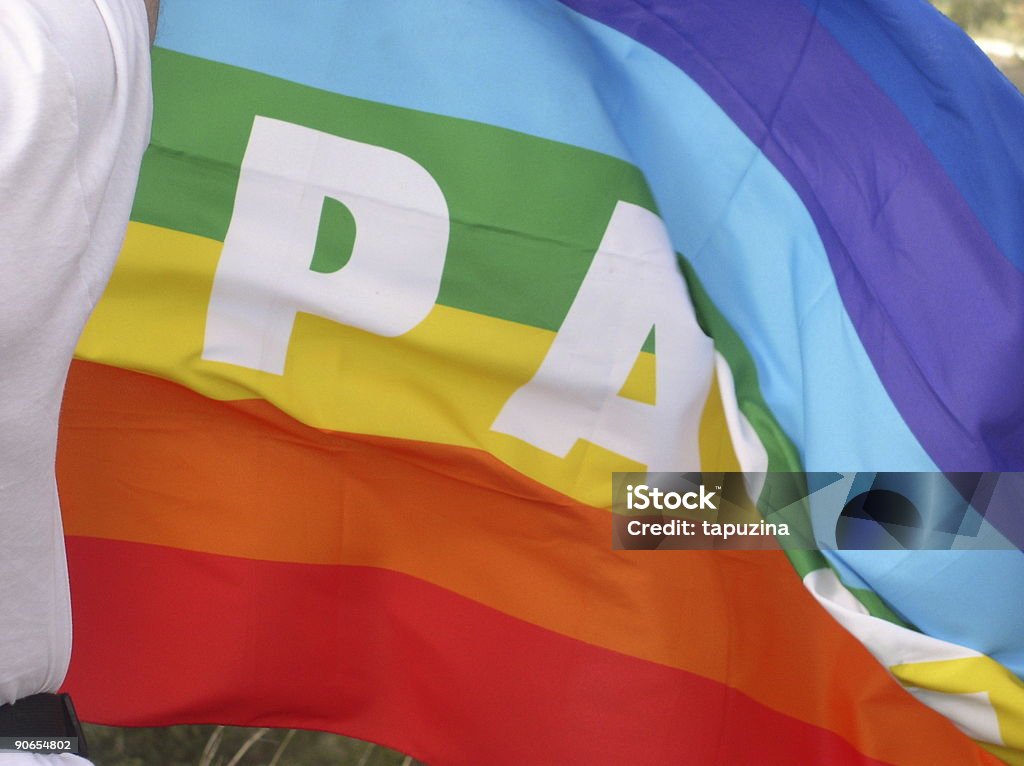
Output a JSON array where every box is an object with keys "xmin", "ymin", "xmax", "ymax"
[
  {"xmin": 932, "ymin": 0, "xmax": 1024, "ymax": 90},
  {"xmin": 82, "ymin": 723, "xmax": 421, "ymax": 766},
  {"xmin": 939, "ymin": 0, "xmax": 1009, "ymax": 29}
]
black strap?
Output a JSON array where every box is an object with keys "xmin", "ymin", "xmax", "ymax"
[{"xmin": 0, "ymin": 693, "xmax": 88, "ymax": 757}]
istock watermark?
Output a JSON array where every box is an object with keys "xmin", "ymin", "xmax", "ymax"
[
  {"xmin": 623, "ymin": 482, "xmax": 720, "ymax": 511},
  {"xmin": 612, "ymin": 472, "xmax": 1024, "ymax": 552}
]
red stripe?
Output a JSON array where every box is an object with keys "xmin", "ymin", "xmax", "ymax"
[{"xmin": 64, "ymin": 537, "xmax": 890, "ymax": 766}]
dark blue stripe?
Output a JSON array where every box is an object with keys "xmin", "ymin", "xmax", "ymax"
[{"xmin": 809, "ymin": 0, "xmax": 1024, "ymax": 273}]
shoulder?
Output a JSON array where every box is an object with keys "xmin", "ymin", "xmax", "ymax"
[
  {"xmin": 0, "ymin": 0, "xmax": 149, "ymax": 143},
  {"xmin": 0, "ymin": 0, "xmax": 151, "ymax": 279},
  {"xmin": 0, "ymin": 3, "xmax": 82, "ymax": 209}
]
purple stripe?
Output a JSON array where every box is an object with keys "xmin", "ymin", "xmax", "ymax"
[{"xmin": 560, "ymin": 0, "xmax": 1024, "ymax": 470}]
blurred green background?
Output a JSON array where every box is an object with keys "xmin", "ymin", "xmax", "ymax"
[
  {"xmin": 81, "ymin": 724, "xmax": 421, "ymax": 766},
  {"xmin": 934, "ymin": 0, "xmax": 1024, "ymax": 88}
]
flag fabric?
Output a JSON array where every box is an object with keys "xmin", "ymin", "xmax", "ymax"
[{"xmin": 57, "ymin": 1, "xmax": 1024, "ymax": 764}]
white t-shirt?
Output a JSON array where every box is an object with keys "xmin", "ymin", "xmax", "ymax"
[{"xmin": 0, "ymin": 0, "xmax": 151, "ymax": 761}]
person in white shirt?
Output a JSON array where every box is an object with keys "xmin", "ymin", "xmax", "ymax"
[{"xmin": 0, "ymin": 0, "xmax": 156, "ymax": 761}]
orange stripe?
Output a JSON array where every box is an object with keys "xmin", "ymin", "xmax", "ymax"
[{"xmin": 57, "ymin": 360, "xmax": 996, "ymax": 766}]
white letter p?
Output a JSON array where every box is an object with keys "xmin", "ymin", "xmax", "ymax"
[{"xmin": 203, "ymin": 116, "xmax": 449, "ymax": 374}]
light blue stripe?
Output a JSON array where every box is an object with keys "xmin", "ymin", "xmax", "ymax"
[
  {"xmin": 804, "ymin": 475, "xmax": 1023, "ymax": 676},
  {"xmin": 156, "ymin": 0, "xmax": 631, "ymax": 159},
  {"xmin": 828, "ymin": 550, "xmax": 1024, "ymax": 677},
  {"xmin": 592, "ymin": 4, "xmax": 1021, "ymax": 678}
]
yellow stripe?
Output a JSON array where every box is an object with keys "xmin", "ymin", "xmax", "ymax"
[
  {"xmin": 699, "ymin": 370, "xmax": 742, "ymax": 473},
  {"xmin": 892, "ymin": 656, "xmax": 1024, "ymax": 758},
  {"xmin": 980, "ymin": 742, "xmax": 1024, "ymax": 766},
  {"xmin": 78, "ymin": 222, "xmax": 738, "ymax": 506}
]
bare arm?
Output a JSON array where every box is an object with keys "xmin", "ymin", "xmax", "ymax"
[{"xmin": 145, "ymin": 0, "xmax": 160, "ymax": 42}]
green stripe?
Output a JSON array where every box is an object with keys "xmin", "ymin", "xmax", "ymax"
[
  {"xmin": 309, "ymin": 198, "xmax": 356, "ymax": 274},
  {"xmin": 678, "ymin": 256, "xmax": 803, "ymax": 476},
  {"xmin": 678, "ymin": 257, "xmax": 814, "ymax": 568},
  {"xmin": 135, "ymin": 48, "xmax": 657, "ymax": 336}
]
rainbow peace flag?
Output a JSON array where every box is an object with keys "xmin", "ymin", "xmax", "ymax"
[{"xmin": 57, "ymin": 1, "xmax": 1024, "ymax": 763}]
